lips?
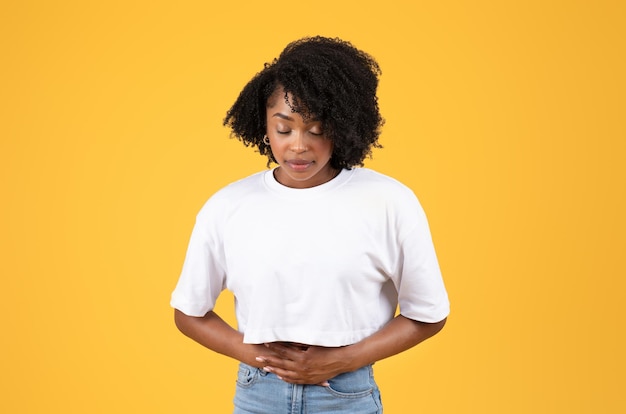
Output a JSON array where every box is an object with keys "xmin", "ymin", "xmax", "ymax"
[{"xmin": 285, "ymin": 159, "xmax": 313, "ymax": 171}]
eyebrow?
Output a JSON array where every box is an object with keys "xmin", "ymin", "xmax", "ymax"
[
  {"xmin": 272, "ymin": 112, "xmax": 321, "ymax": 123},
  {"xmin": 272, "ymin": 113, "xmax": 295, "ymax": 121}
]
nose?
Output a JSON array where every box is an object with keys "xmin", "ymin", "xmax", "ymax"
[{"xmin": 289, "ymin": 132, "xmax": 308, "ymax": 153}]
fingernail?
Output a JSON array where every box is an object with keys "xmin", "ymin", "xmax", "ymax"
[{"xmin": 255, "ymin": 357, "xmax": 265, "ymax": 362}]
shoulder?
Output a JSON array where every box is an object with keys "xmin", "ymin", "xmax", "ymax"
[
  {"xmin": 348, "ymin": 168, "xmax": 418, "ymax": 201},
  {"xmin": 195, "ymin": 170, "xmax": 268, "ymax": 220},
  {"xmin": 346, "ymin": 168, "xmax": 429, "ymax": 227}
]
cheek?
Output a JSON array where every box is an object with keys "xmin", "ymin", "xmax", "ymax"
[
  {"xmin": 326, "ymin": 142, "xmax": 334, "ymax": 158},
  {"xmin": 318, "ymin": 140, "xmax": 333, "ymax": 156}
]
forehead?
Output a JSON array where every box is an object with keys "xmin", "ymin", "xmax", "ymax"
[
  {"xmin": 266, "ymin": 87, "xmax": 288, "ymax": 107},
  {"xmin": 266, "ymin": 86, "xmax": 317, "ymax": 122},
  {"xmin": 266, "ymin": 86, "xmax": 297, "ymax": 108}
]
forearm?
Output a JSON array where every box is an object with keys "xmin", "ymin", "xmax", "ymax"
[
  {"xmin": 174, "ymin": 309, "xmax": 262, "ymax": 367},
  {"xmin": 259, "ymin": 314, "xmax": 446, "ymax": 384},
  {"xmin": 342, "ymin": 314, "xmax": 447, "ymax": 372}
]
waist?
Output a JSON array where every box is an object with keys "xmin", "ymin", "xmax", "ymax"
[
  {"xmin": 276, "ymin": 342, "xmax": 311, "ymax": 351},
  {"xmin": 273, "ymin": 341, "xmax": 352, "ymax": 351}
]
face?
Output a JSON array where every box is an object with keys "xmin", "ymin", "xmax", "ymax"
[{"xmin": 265, "ymin": 88, "xmax": 336, "ymax": 189}]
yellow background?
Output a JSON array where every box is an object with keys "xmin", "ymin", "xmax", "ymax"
[{"xmin": 1, "ymin": 1, "xmax": 624, "ymax": 412}]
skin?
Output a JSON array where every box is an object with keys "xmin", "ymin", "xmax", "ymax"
[
  {"xmin": 175, "ymin": 309, "xmax": 446, "ymax": 386},
  {"xmin": 174, "ymin": 85, "xmax": 447, "ymax": 385},
  {"xmin": 265, "ymin": 87, "xmax": 337, "ymax": 189}
]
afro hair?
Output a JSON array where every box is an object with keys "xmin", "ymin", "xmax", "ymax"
[{"xmin": 223, "ymin": 36, "xmax": 384, "ymax": 169}]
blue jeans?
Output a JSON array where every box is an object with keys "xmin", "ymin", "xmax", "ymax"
[{"xmin": 233, "ymin": 362, "xmax": 383, "ymax": 413}]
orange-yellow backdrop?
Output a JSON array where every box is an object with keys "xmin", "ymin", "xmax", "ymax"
[{"xmin": 1, "ymin": 1, "xmax": 624, "ymax": 413}]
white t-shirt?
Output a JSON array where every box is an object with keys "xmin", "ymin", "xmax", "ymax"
[{"xmin": 171, "ymin": 168, "xmax": 449, "ymax": 346}]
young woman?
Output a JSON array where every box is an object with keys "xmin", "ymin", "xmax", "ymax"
[{"xmin": 171, "ymin": 36, "xmax": 449, "ymax": 413}]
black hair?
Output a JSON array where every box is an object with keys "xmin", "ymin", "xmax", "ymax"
[{"xmin": 223, "ymin": 36, "xmax": 383, "ymax": 169}]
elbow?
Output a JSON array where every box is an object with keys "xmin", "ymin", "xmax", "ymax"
[
  {"xmin": 174, "ymin": 309, "xmax": 210, "ymax": 338},
  {"xmin": 432, "ymin": 317, "xmax": 447, "ymax": 335},
  {"xmin": 174, "ymin": 309, "xmax": 189, "ymax": 334},
  {"xmin": 413, "ymin": 316, "xmax": 447, "ymax": 340}
]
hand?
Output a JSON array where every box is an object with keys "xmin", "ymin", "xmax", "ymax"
[{"xmin": 255, "ymin": 343, "xmax": 351, "ymax": 386}]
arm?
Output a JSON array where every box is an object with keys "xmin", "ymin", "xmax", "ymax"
[
  {"xmin": 257, "ymin": 314, "xmax": 447, "ymax": 385},
  {"xmin": 174, "ymin": 309, "xmax": 277, "ymax": 369}
]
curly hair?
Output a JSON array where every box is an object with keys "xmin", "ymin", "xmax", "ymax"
[{"xmin": 223, "ymin": 36, "xmax": 384, "ymax": 170}]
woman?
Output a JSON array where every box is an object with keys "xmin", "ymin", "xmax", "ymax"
[{"xmin": 171, "ymin": 36, "xmax": 449, "ymax": 413}]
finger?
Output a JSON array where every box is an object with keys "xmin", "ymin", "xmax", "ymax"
[
  {"xmin": 255, "ymin": 356, "xmax": 299, "ymax": 373},
  {"xmin": 255, "ymin": 347, "xmax": 293, "ymax": 366},
  {"xmin": 255, "ymin": 356, "xmax": 282, "ymax": 367},
  {"xmin": 259, "ymin": 365, "xmax": 292, "ymax": 381},
  {"xmin": 261, "ymin": 368, "xmax": 326, "ymax": 386},
  {"xmin": 264, "ymin": 343, "xmax": 305, "ymax": 359}
]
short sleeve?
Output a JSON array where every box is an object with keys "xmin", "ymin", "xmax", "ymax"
[
  {"xmin": 392, "ymin": 194, "xmax": 450, "ymax": 323},
  {"xmin": 170, "ymin": 201, "xmax": 227, "ymax": 317}
]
